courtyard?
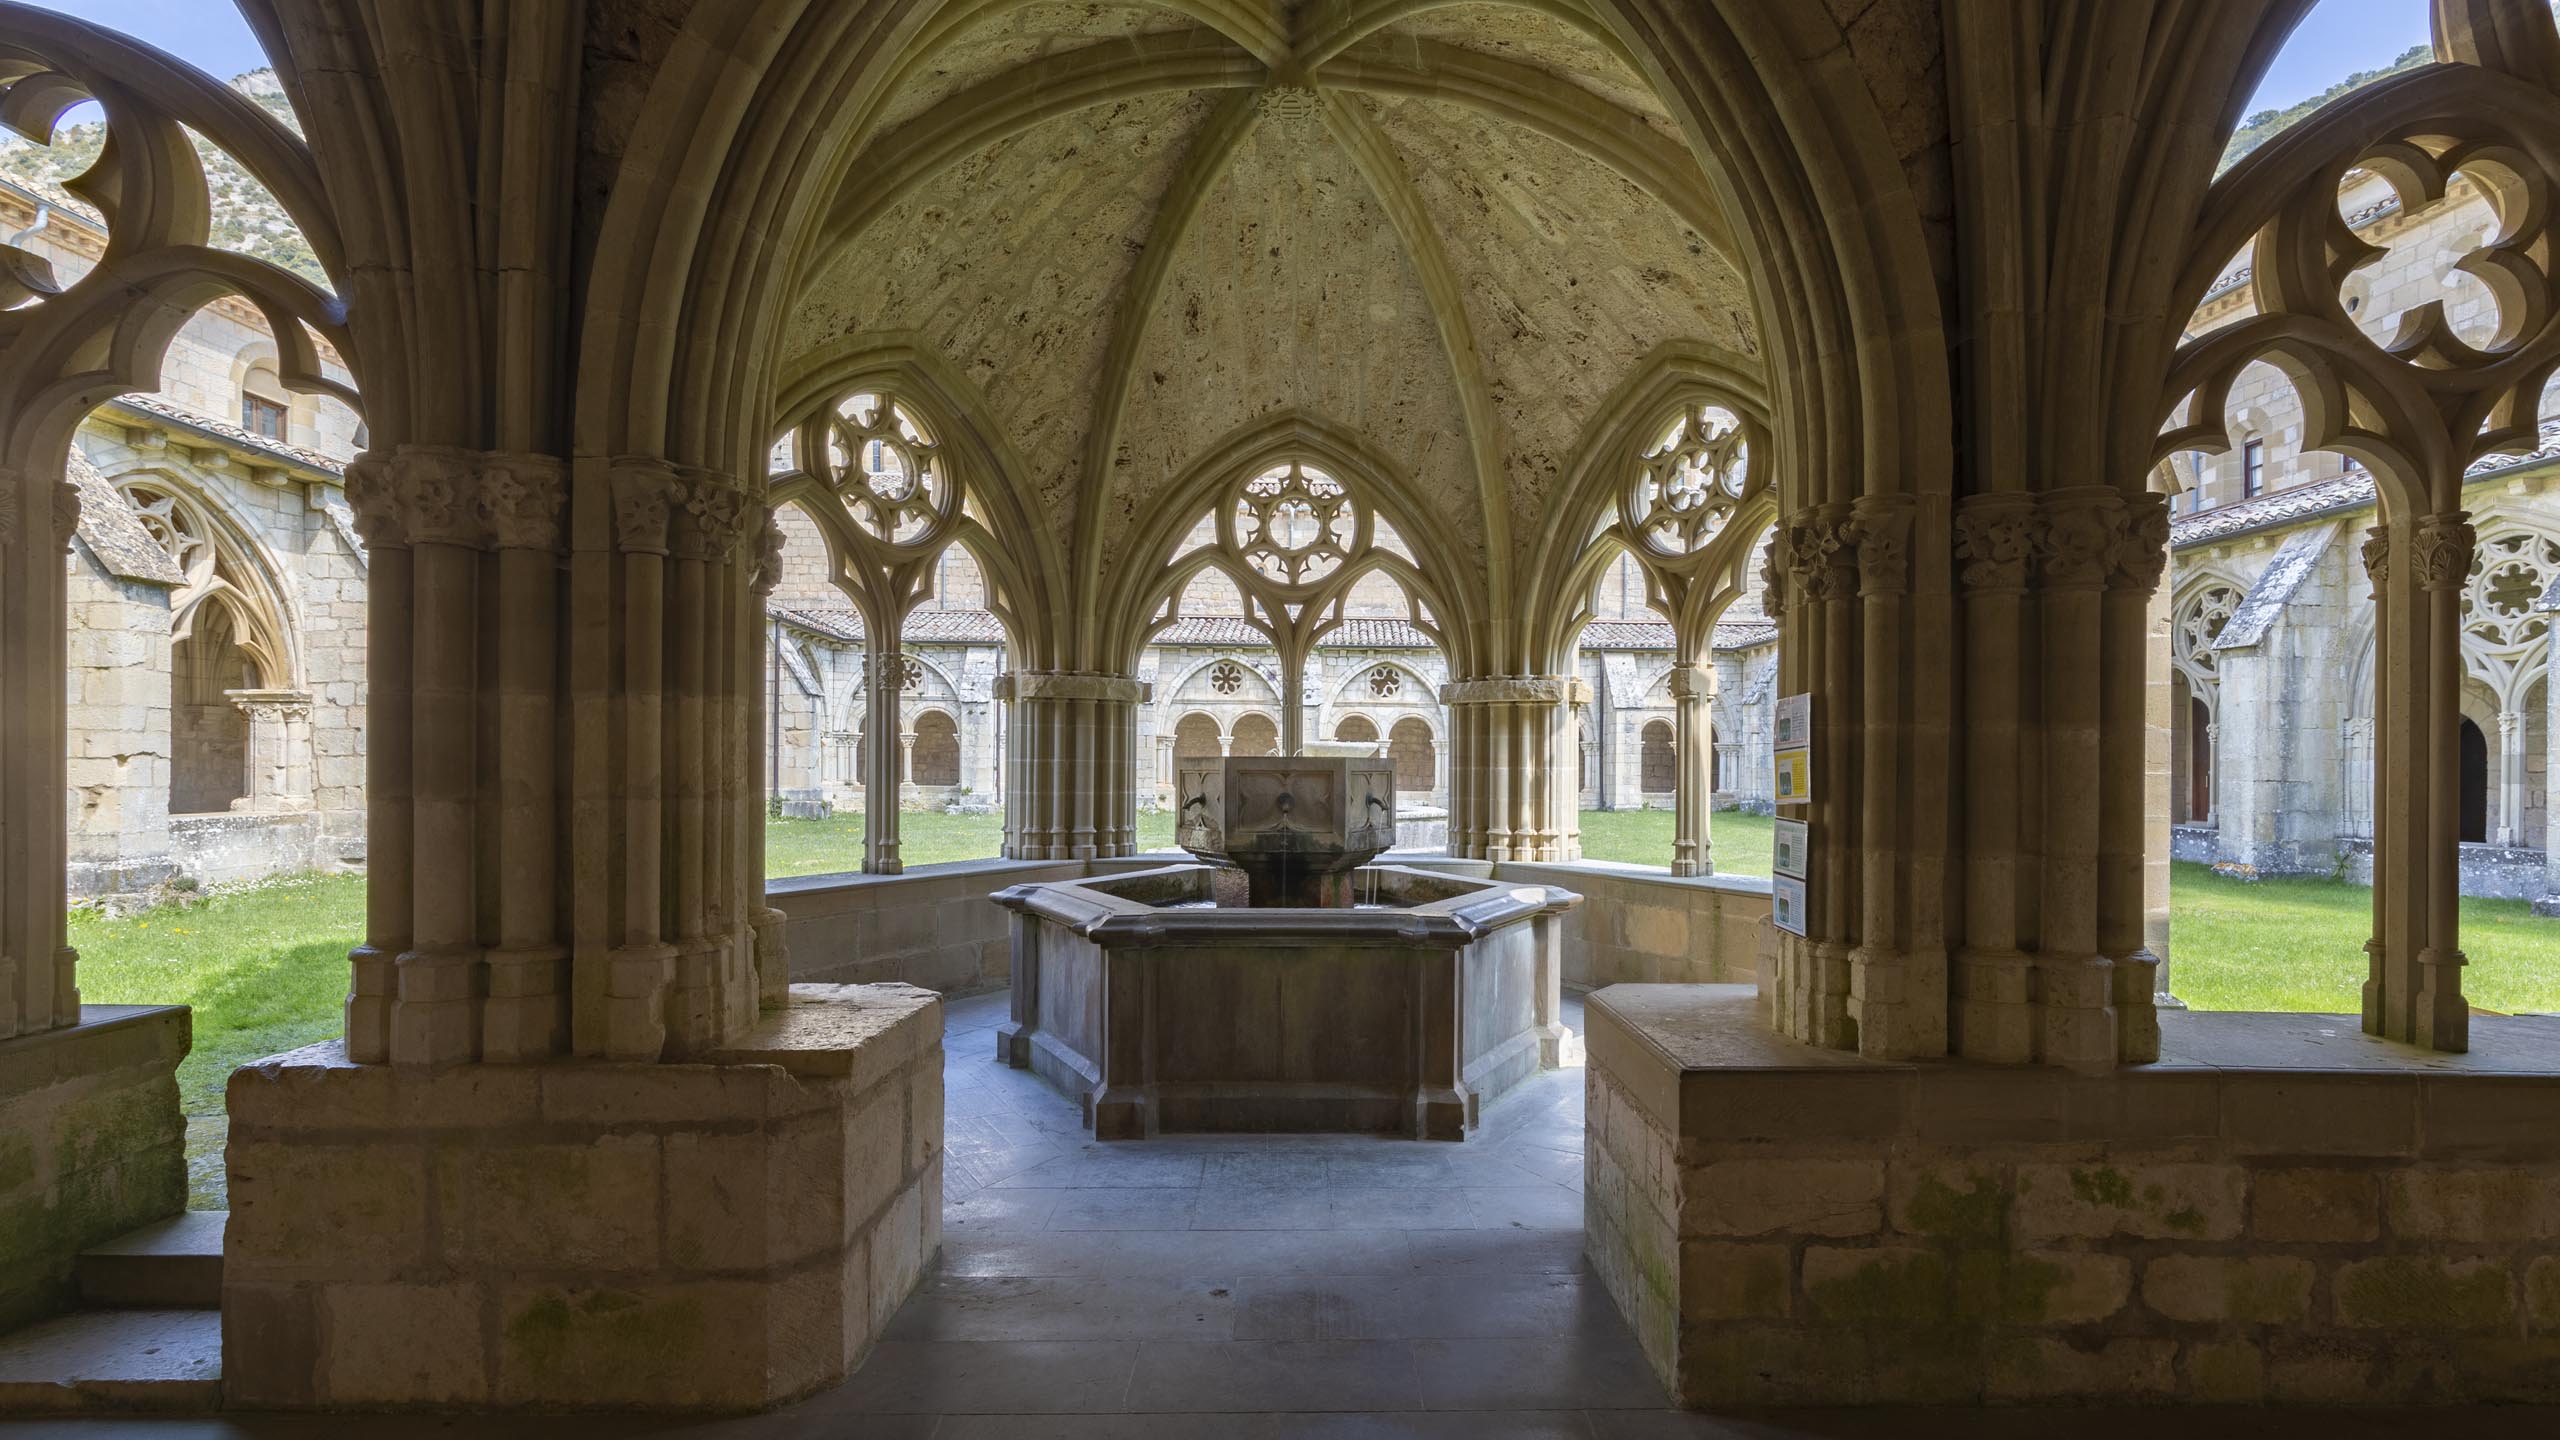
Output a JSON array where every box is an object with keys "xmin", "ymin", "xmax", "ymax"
[{"xmin": 70, "ymin": 809, "xmax": 2560, "ymax": 1210}]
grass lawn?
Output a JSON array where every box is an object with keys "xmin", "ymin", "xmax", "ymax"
[
  {"xmin": 767, "ymin": 810, "xmax": 1183, "ymax": 877},
  {"xmin": 73, "ymin": 874, "xmax": 365, "ymax": 1207},
  {"xmin": 76, "ymin": 819, "xmax": 2560, "ymax": 1209},
  {"xmin": 1578, "ymin": 807, "xmax": 1775, "ymax": 876},
  {"xmin": 2167, "ymin": 861, "xmax": 2560, "ymax": 1015}
]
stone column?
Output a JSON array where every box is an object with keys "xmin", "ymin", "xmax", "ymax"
[
  {"xmin": 1669, "ymin": 660, "xmax": 1713, "ymax": 876},
  {"xmin": 865, "ymin": 647, "xmax": 906, "ymax": 872},
  {"xmin": 2029, "ymin": 489, "xmax": 2125, "ymax": 1072},
  {"xmin": 2544, "ymin": 622, "xmax": 2560, "ymax": 912},
  {"xmin": 999, "ymin": 672, "xmax": 1145, "ymax": 860},
  {"xmin": 1441, "ymin": 676, "xmax": 1584, "ymax": 862},
  {"xmin": 2499, "ymin": 709, "xmax": 2527, "ymax": 846},
  {"xmin": 228, "ymin": 690, "xmax": 316, "ymax": 812},
  {"xmin": 481, "ymin": 457, "xmax": 569, "ymax": 1059},
  {"xmin": 1951, "ymin": 496, "xmax": 2039, "ymax": 1062},
  {"xmin": 0, "ymin": 464, "xmax": 83, "ymax": 1038},
  {"xmin": 2144, "ymin": 577, "xmax": 2175, "ymax": 999},
  {"xmin": 2100, "ymin": 496, "xmax": 2168, "ymax": 1064},
  {"xmin": 2364, "ymin": 516, "xmax": 2473, "ymax": 1051}
]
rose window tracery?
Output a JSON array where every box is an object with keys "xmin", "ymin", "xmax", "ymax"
[
  {"xmin": 1630, "ymin": 402, "xmax": 1751, "ymax": 558},
  {"xmin": 2464, "ymin": 528, "xmax": 2560, "ymax": 653},
  {"xmin": 1228, "ymin": 462, "xmax": 1355, "ymax": 588},
  {"xmin": 810, "ymin": 390, "xmax": 956, "ymax": 552},
  {"xmin": 1368, "ymin": 665, "xmax": 1401, "ymax": 697},
  {"xmin": 1209, "ymin": 660, "xmax": 1246, "ymax": 694},
  {"xmin": 2173, "ymin": 583, "xmax": 2242, "ymax": 677},
  {"xmin": 898, "ymin": 654, "xmax": 925, "ymax": 692}
]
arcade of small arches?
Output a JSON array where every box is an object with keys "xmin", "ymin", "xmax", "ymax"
[{"xmin": 11, "ymin": 0, "xmax": 2560, "ymax": 1422}]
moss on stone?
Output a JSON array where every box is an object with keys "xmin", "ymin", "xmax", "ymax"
[
  {"xmin": 2337, "ymin": 1257, "xmax": 2515, "ymax": 1332},
  {"xmin": 1902, "ymin": 1171, "xmax": 2007, "ymax": 1245},
  {"xmin": 2164, "ymin": 1206, "xmax": 2206, "ymax": 1236},
  {"xmin": 504, "ymin": 1288, "xmax": 709, "ymax": 1387},
  {"xmin": 2069, "ymin": 1167, "xmax": 2134, "ymax": 1209},
  {"xmin": 1809, "ymin": 1251, "xmax": 1952, "ymax": 1325}
]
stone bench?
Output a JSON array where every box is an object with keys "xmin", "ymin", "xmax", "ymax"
[
  {"xmin": 222, "ymin": 983, "xmax": 942, "ymax": 1411},
  {"xmin": 1585, "ymin": 982, "xmax": 2560, "ymax": 1407}
]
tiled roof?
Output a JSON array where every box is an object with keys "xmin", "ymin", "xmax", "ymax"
[
  {"xmin": 769, "ymin": 606, "xmax": 1013, "ymax": 644},
  {"xmin": 106, "ymin": 393, "xmax": 346, "ymax": 476},
  {"xmin": 66, "ymin": 451, "xmax": 183, "ymax": 587},
  {"xmin": 1153, "ymin": 617, "xmax": 1272, "ymax": 647},
  {"xmin": 1318, "ymin": 619, "xmax": 1436, "ymax": 648},
  {"xmin": 2170, "ymin": 423, "xmax": 2560, "ymax": 550}
]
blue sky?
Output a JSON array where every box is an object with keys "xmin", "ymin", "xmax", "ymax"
[{"xmin": 9, "ymin": 0, "xmax": 2441, "ymax": 130}]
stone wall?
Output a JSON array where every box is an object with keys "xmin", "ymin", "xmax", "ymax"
[
  {"xmin": 0, "ymin": 1005, "xmax": 189, "ymax": 1332},
  {"xmin": 770, "ymin": 858, "xmax": 1087, "ymax": 993},
  {"xmin": 1438, "ymin": 861, "xmax": 1770, "ymax": 989},
  {"xmin": 223, "ymin": 984, "xmax": 942, "ymax": 1411},
  {"xmin": 769, "ymin": 855, "xmax": 1771, "ymax": 999},
  {"xmin": 1586, "ymin": 984, "xmax": 2560, "ymax": 1407}
]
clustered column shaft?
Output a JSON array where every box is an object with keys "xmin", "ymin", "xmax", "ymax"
[
  {"xmin": 2364, "ymin": 513, "xmax": 2474, "ymax": 1051},
  {"xmin": 1442, "ymin": 677, "xmax": 1584, "ymax": 863},
  {"xmin": 0, "ymin": 464, "xmax": 82, "ymax": 1039},
  {"xmin": 999, "ymin": 672, "xmax": 1145, "ymax": 860}
]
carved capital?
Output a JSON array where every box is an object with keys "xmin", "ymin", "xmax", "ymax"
[
  {"xmin": 343, "ymin": 451, "xmax": 406, "ymax": 548},
  {"xmin": 482, "ymin": 454, "xmax": 566, "ymax": 552},
  {"xmin": 1440, "ymin": 675, "xmax": 1587, "ymax": 706},
  {"xmin": 2412, "ymin": 513, "xmax": 2475, "ymax": 592},
  {"xmin": 609, "ymin": 457, "xmax": 679, "ymax": 557},
  {"xmin": 2109, "ymin": 492, "xmax": 2172, "ymax": 594},
  {"xmin": 2362, "ymin": 525, "xmax": 2391, "ymax": 596},
  {"xmin": 50, "ymin": 478, "xmax": 79, "ymax": 551},
  {"xmin": 1778, "ymin": 513, "xmax": 1857, "ymax": 605},
  {"xmin": 1953, "ymin": 495, "xmax": 2041, "ymax": 593},
  {"xmin": 1668, "ymin": 662, "xmax": 1708, "ymax": 702},
  {"xmin": 749, "ymin": 508, "xmax": 788, "ymax": 596},
  {"xmin": 1000, "ymin": 670, "xmax": 1147, "ymax": 705},
  {"xmin": 1759, "ymin": 536, "xmax": 1786, "ymax": 619},
  {"xmin": 670, "ymin": 468, "xmax": 754, "ymax": 563},
  {"xmin": 391, "ymin": 445, "xmax": 487, "ymax": 548},
  {"xmin": 1846, "ymin": 495, "xmax": 1914, "ymax": 597},
  {"xmin": 2037, "ymin": 489, "xmax": 2119, "ymax": 589}
]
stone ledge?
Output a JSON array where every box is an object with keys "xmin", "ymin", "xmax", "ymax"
[
  {"xmin": 1589, "ymin": 984, "xmax": 2560, "ymax": 1161},
  {"xmin": 1584, "ymin": 984, "xmax": 2560, "ymax": 1408},
  {"xmin": 222, "ymin": 984, "xmax": 943, "ymax": 1412},
  {"xmin": 0, "ymin": 1006, "xmax": 191, "ymax": 1335}
]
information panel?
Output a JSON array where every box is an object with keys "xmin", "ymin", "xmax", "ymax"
[
  {"xmin": 1773, "ymin": 818, "xmax": 1808, "ymax": 880},
  {"xmin": 1772, "ymin": 876, "xmax": 1808, "ymax": 936}
]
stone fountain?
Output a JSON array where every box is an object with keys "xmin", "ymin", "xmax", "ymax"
[{"xmin": 993, "ymin": 753, "xmax": 1578, "ymax": 1140}]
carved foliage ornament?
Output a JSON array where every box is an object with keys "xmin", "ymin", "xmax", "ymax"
[
  {"xmin": 348, "ymin": 448, "xmax": 569, "ymax": 552},
  {"xmin": 2413, "ymin": 515, "xmax": 2477, "ymax": 593}
]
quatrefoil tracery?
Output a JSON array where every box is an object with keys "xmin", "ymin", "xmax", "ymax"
[{"xmin": 2161, "ymin": 77, "xmax": 2560, "ymax": 493}]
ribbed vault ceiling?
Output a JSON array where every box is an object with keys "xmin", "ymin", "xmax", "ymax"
[{"xmin": 782, "ymin": 0, "xmax": 1754, "ymax": 585}]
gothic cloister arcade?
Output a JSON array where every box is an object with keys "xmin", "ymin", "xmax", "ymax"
[{"xmin": 8, "ymin": 0, "xmax": 2560, "ymax": 1425}]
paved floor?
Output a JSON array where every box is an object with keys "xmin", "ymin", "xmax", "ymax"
[{"xmin": 12, "ymin": 988, "xmax": 2560, "ymax": 1438}]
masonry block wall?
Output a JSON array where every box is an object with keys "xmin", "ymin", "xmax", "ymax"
[
  {"xmin": 221, "ymin": 985, "xmax": 943, "ymax": 1411},
  {"xmin": 0, "ymin": 1006, "xmax": 189, "ymax": 1332},
  {"xmin": 1586, "ymin": 986, "xmax": 2560, "ymax": 1407}
]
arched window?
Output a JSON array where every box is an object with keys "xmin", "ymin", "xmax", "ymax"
[
  {"xmin": 2460, "ymin": 717, "xmax": 2489, "ymax": 845},
  {"xmin": 911, "ymin": 711, "xmax": 960, "ymax": 787},
  {"xmin": 1389, "ymin": 717, "xmax": 1435, "ymax": 792},
  {"xmin": 242, "ymin": 362, "xmax": 290, "ymax": 442},
  {"xmin": 2187, "ymin": 695, "xmax": 2213, "ymax": 825},
  {"xmin": 1232, "ymin": 713, "xmax": 1280, "ymax": 757},
  {"xmin": 1640, "ymin": 720, "xmax": 1676, "ymax": 794},
  {"xmin": 1175, "ymin": 712, "xmax": 1223, "ymax": 758},
  {"xmin": 1335, "ymin": 714, "xmax": 1380, "ymax": 746}
]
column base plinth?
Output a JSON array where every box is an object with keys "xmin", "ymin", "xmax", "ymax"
[{"xmin": 222, "ymin": 983, "xmax": 943, "ymax": 1413}]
